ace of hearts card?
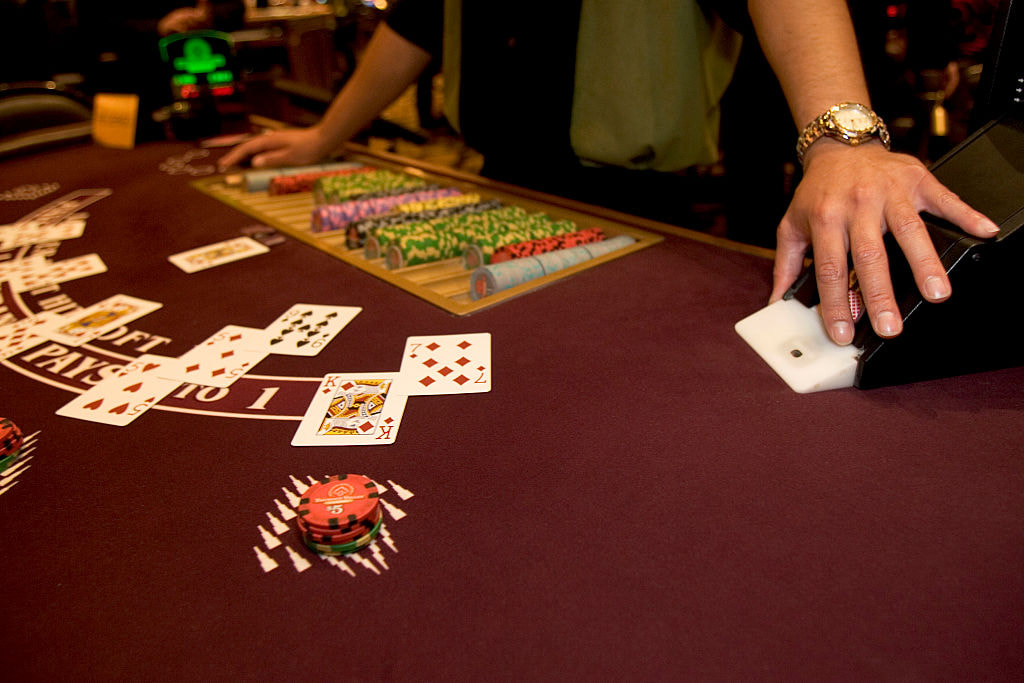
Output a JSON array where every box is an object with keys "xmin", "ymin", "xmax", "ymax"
[
  {"xmin": 292, "ymin": 373, "xmax": 407, "ymax": 446},
  {"xmin": 395, "ymin": 333, "xmax": 492, "ymax": 396}
]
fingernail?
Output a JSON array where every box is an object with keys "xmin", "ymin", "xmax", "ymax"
[
  {"xmin": 876, "ymin": 311, "xmax": 901, "ymax": 337},
  {"xmin": 981, "ymin": 217, "xmax": 1000, "ymax": 234},
  {"xmin": 831, "ymin": 321, "xmax": 853, "ymax": 345},
  {"xmin": 923, "ymin": 275, "xmax": 950, "ymax": 300}
]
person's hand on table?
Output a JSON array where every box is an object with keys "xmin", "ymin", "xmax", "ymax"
[
  {"xmin": 217, "ymin": 21, "xmax": 434, "ymax": 172},
  {"xmin": 770, "ymin": 140, "xmax": 1000, "ymax": 346},
  {"xmin": 217, "ymin": 127, "xmax": 332, "ymax": 172}
]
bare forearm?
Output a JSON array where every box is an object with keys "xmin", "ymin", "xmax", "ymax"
[
  {"xmin": 314, "ymin": 23, "xmax": 433, "ymax": 148},
  {"xmin": 747, "ymin": 0, "xmax": 870, "ymax": 128},
  {"xmin": 217, "ymin": 22, "xmax": 434, "ymax": 169}
]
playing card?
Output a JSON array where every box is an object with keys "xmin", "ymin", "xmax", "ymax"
[
  {"xmin": 168, "ymin": 236, "xmax": 270, "ymax": 273},
  {"xmin": 160, "ymin": 325, "xmax": 269, "ymax": 387},
  {"xmin": 240, "ymin": 224, "xmax": 286, "ymax": 247},
  {"xmin": 46, "ymin": 294, "xmax": 162, "ymax": 347},
  {"xmin": 292, "ymin": 373, "xmax": 407, "ymax": 446},
  {"xmin": 10, "ymin": 253, "xmax": 107, "ymax": 292},
  {"xmin": 56, "ymin": 354, "xmax": 183, "ymax": 426},
  {"xmin": 395, "ymin": 333, "xmax": 492, "ymax": 396},
  {"xmin": 16, "ymin": 189, "xmax": 112, "ymax": 226},
  {"xmin": 0, "ymin": 254, "xmax": 48, "ymax": 282},
  {"xmin": 0, "ymin": 311, "xmax": 63, "ymax": 359},
  {"xmin": 262, "ymin": 303, "xmax": 361, "ymax": 356},
  {"xmin": 192, "ymin": 324, "xmax": 269, "ymax": 352},
  {"xmin": 0, "ymin": 219, "xmax": 86, "ymax": 248}
]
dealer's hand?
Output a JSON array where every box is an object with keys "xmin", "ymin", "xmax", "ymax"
[
  {"xmin": 770, "ymin": 140, "xmax": 1000, "ymax": 345},
  {"xmin": 218, "ymin": 22, "xmax": 433, "ymax": 174},
  {"xmin": 217, "ymin": 127, "xmax": 332, "ymax": 172}
]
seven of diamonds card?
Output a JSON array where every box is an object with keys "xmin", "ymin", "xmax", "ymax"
[
  {"xmin": 395, "ymin": 333, "xmax": 492, "ymax": 396},
  {"xmin": 292, "ymin": 373, "xmax": 408, "ymax": 446}
]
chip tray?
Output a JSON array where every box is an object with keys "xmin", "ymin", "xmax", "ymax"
[{"xmin": 193, "ymin": 145, "xmax": 665, "ymax": 316}]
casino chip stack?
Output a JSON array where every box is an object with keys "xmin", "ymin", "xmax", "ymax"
[
  {"xmin": 382, "ymin": 208, "xmax": 579, "ymax": 269},
  {"xmin": 354, "ymin": 198, "xmax": 504, "ymax": 252},
  {"xmin": 267, "ymin": 166, "xmax": 374, "ymax": 195},
  {"xmin": 313, "ymin": 170, "xmax": 429, "ymax": 204},
  {"xmin": 469, "ymin": 234, "xmax": 638, "ymax": 300},
  {"xmin": 310, "ymin": 186, "xmax": 457, "ymax": 234},
  {"xmin": 0, "ymin": 418, "xmax": 24, "ymax": 472},
  {"xmin": 488, "ymin": 226, "xmax": 607, "ymax": 264},
  {"xmin": 296, "ymin": 474, "xmax": 383, "ymax": 555}
]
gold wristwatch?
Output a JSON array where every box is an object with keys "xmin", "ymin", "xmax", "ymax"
[{"xmin": 795, "ymin": 102, "xmax": 891, "ymax": 164}]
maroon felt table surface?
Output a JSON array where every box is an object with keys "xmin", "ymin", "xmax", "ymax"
[{"xmin": 1, "ymin": 140, "xmax": 1022, "ymax": 680}]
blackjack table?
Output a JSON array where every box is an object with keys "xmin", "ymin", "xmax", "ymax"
[{"xmin": 1, "ymin": 138, "xmax": 1023, "ymax": 680}]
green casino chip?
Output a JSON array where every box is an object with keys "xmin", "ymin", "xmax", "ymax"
[{"xmin": 302, "ymin": 509, "xmax": 384, "ymax": 555}]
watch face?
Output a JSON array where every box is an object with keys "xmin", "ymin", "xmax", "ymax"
[{"xmin": 832, "ymin": 103, "xmax": 875, "ymax": 134}]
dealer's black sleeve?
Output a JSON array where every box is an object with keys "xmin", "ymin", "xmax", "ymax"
[{"xmin": 385, "ymin": 0, "xmax": 444, "ymax": 58}]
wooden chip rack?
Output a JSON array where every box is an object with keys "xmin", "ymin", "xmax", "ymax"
[{"xmin": 193, "ymin": 144, "xmax": 666, "ymax": 315}]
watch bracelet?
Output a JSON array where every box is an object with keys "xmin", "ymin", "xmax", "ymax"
[{"xmin": 795, "ymin": 106, "xmax": 891, "ymax": 164}]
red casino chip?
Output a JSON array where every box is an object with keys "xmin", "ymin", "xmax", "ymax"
[
  {"xmin": 296, "ymin": 474, "xmax": 380, "ymax": 530},
  {"xmin": 490, "ymin": 227, "xmax": 605, "ymax": 264},
  {"xmin": 560, "ymin": 227, "xmax": 605, "ymax": 249},
  {"xmin": 297, "ymin": 503, "xmax": 380, "ymax": 536},
  {"xmin": 364, "ymin": 237, "xmax": 384, "ymax": 259},
  {"xmin": 473, "ymin": 271, "xmax": 489, "ymax": 298},
  {"xmin": 1, "ymin": 418, "xmax": 24, "ymax": 459},
  {"xmin": 268, "ymin": 167, "xmax": 373, "ymax": 195},
  {"xmin": 848, "ymin": 288, "xmax": 864, "ymax": 322},
  {"xmin": 298, "ymin": 507, "xmax": 383, "ymax": 546},
  {"xmin": 346, "ymin": 225, "xmax": 362, "ymax": 249},
  {"xmin": 302, "ymin": 509, "xmax": 384, "ymax": 555}
]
